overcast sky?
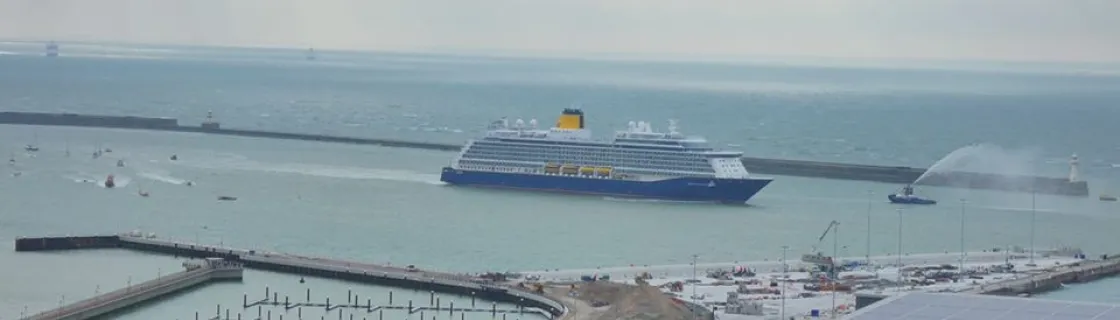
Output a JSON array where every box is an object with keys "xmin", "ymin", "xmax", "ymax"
[{"xmin": 2, "ymin": 0, "xmax": 1118, "ymax": 62}]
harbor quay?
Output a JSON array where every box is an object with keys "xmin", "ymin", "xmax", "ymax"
[
  {"xmin": 14, "ymin": 232, "xmax": 567, "ymax": 319},
  {"xmin": 512, "ymin": 248, "xmax": 1120, "ymax": 319},
  {"xmin": 0, "ymin": 111, "xmax": 1088, "ymax": 196},
  {"xmin": 25, "ymin": 257, "xmax": 243, "ymax": 320}
]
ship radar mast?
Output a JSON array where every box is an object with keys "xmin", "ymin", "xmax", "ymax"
[
  {"xmin": 668, "ymin": 119, "xmax": 679, "ymax": 135},
  {"xmin": 529, "ymin": 119, "xmax": 538, "ymax": 129}
]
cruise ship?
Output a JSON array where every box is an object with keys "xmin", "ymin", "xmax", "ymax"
[{"xmin": 439, "ymin": 109, "xmax": 773, "ymax": 203}]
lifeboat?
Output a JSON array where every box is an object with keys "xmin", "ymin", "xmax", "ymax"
[
  {"xmin": 595, "ymin": 167, "xmax": 612, "ymax": 176},
  {"xmin": 104, "ymin": 175, "xmax": 116, "ymax": 188},
  {"xmin": 560, "ymin": 166, "xmax": 578, "ymax": 175},
  {"xmin": 544, "ymin": 163, "xmax": 560, "ymax": 174},
  {"xmin": 579, "ymin": 167, "xmax": 595, "ymax": 175}
]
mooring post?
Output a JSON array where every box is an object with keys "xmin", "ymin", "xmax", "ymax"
[
  {"xmin": 298, "ymin": 307, "xmax": 302, "ymax": 318},
  {"xmin": 216, "ymin": 304, "xmax": 221, "ymax": 318},
  {"xmin": 378, "ymin": 309, "xmax": 383, "ymax": 320},
  {"xmin": 420, "ymin": 311, "xmax": 424, "ymax": 319},
  {"xmin": 471, "ymin": 292, "xmax": 476, "ymax": 308},
  {"xmin": 326, "ymin": 297, "xmax": 330, "ymax": 310},
  {"xmin": 195, "ymin": 311, "xmax": 199, "ymax": 320},
  {"xmin": 389, "ymin": 291, "xmax": 393, "ymax": 305},
  {"xmin": 502, "ymin": 314, "xmax": 507, "ymax": 320},
  {"xmin": 267, "ymin": 310, "xmax": 272, "ymax": 320},
  {"xmin": 449, "ymin": 302, "xmax": 454, "ymax": 317},
  {"xmin": 285, "ymin": 296, "xmax": 289, "ymax": 308},
  {"xmin": 347, "ymin": 289, "xmax": 352, "ymax": 304},
  {"xmin": 436, "ymin": 297, "xmax": 441, "ymax": 311},
  {"xmin": 243, "ymin": 294, "xmax": 248, "ymax": 308},
  {"xmin": 266, "ymin": 287, "xmax": 270, "ymax": 301},
  {"xmin": 274, "ymin": 292, "xmax": 278, "ymax": 303},
  {"xmin": 492, "ymin": 303, "xmax": 497, "ymax": 317},
  {"xmin": 307, "ymin": 288, "xmax": 311, "ymax": 302},
  {"xmin": 337, "ymin": 308, "xmax": 342, "ymax": 320},
  {"xmin": 408, "ymin": 300, "xmax": 413, "ymax": 312},
  {"xmin": 367, "ymin": 298, "xmax": 371, "ymax": 309},
  {"xmin": 429, "ymin": 291, "xmax": 434, "ymax": 306}
]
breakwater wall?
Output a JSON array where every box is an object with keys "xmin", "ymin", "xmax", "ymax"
[
  {"xmin": 14, "ymin": 234, "xmax": 567, "ymax": 319},
  {"xmin": 0, "ymin": 111, "xmax": 1088, "ymax": 196}
]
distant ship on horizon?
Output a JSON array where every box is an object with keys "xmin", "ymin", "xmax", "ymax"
[{"xmin": 45, "ymin": 41, "xmax": 59, "ymax": 57}]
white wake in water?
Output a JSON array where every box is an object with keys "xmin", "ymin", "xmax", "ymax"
[
  {"xmin": 65, "ymin": 173, "xmax": 131, "ymax": 188},
  {"xmin": 137, "ymin": 170, "xmax": 189, "ymax": 185},
  {"xmin": 169, "ymin": 155, "xmax": 443, "ymax": 185}
]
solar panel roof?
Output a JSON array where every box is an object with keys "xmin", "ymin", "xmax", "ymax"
[{"xmin": 845, "ymin": 292, "xmax": 1120, "ymax": 320}]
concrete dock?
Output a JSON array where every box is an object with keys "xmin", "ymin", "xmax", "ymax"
[
  {"xmin": 0, "ymin": 111, "xmax": 1088, "ymax": 196},
  {"xmin": 26, "ymin": 258, "xmax": 242, "ymax": 320},
  {"xmin": 14, "ymin": 233, "xmax": 567, "ymax": 319},
  {"xmin": 967, "ymin": 254, "xmax": 1120, "ymax": 296}
]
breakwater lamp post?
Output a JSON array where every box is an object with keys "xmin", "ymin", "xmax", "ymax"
[
  {"xmin": 866, "ymin": 190, "xmax": 873, "ymax": 266},
  {"xmin": 781, "ymin": 245, "xmax": 788, "ymax": 320},
  {"xmin": 1030, "ymin": 191, "xmax": 1037, "ymax": 266},
  {"xmin": 959, "ymin": 199, "xmax": 966, "ymax": 280},
  {"xmin": 896, "ymin": 208, "xmax": 903, "ymax": 290},
  {"xmin": 832, "ymin": 222, "xmax": 839, "ymax": 318},
  {"xmin": 691, "ymin": 254, "xmax": 699, "ymax": 305}
]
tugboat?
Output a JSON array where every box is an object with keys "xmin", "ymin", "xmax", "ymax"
[
  {"xmin": 888, "ymin": 184, "xmax": 936, "ymax": 205},
  {"xmin": 104, "ymin": 174, "xmax": 116, "ymax": 188}
]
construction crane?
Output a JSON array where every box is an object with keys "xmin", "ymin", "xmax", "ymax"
[{"xmin": 802, "ymin": 220, "xmax": 840, "ymax": 280}]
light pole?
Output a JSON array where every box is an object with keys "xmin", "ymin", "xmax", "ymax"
[
  {"xmin": 781, "ymin": 245, "xmax": 789, "ymax": 320},
  {"xmin": 896, "ymin": 208, "xmax": 903, "ymax": 290},
  {"xmin": 866, "ymin": 190, "xmax": 873, "ymax": 266},
  {"xmin": 1030, "ymin": 191, "xmax": 1037, "ymax": 266},
  {"xmin": 959, "ymin": 198, "xmax": 966, "ymax": 280},
  {"xmin": 691, "ymin": 254, "xmax": 699, "ymax": 305},
  {"xmin": 832, "ymin": 222, "xmax": 839, "ymax": 318}
]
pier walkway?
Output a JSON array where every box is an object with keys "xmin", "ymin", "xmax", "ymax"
[
  {"xmin": 14, "ymin": 233, "xmax": 567, "ymax": 319},
  {"xmin": 26, "ymin": 258, "xmax": 242, "ymax": 320}
]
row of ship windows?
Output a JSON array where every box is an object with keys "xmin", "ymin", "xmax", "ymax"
[
  {"xmin": 464, "ymin": 149, "xmax": 711, "ymax": 168},
  {"xmin": 457, "ymin": 163, "xmax": 715, "ymax": 178},
  {"xmin": 472, "ymin": 143, "xmax": 710, "ymax": 161},
  {"xmin": 462, "ymin": 152, "xmax": 714, "ymax": 172},
  {"xmin": 460, "ymin": 157, "xmax": 715, "ymax": 174}
]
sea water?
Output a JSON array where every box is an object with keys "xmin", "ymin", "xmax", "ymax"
[{"xmin": 1, "ymin": 42, "xmax": 1119, "ymax": 318}]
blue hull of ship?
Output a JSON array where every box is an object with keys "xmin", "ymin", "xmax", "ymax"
[{"xmin": 440, "ymin": 167, "xmax": 772, "ymax": 204}]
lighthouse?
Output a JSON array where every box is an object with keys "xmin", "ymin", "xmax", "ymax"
[
  {"xmin": 201, "ymin": 110, "xmax": 221, "ymax": 130},
  {"xmin": 1069, "ymin": 154, "xmax": 1081, "ymax": 182}
]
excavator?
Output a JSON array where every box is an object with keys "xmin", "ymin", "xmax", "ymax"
[{"xmin": 801, "ymin": 220, "xmax": 840, "ymax": 281}]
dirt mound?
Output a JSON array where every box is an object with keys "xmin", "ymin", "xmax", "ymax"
[{"xmin": 575, "ymin": 282, "xmax": 692, "ymax": 320}]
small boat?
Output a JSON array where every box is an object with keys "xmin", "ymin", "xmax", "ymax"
[
  {"xmin": 1101, "ymin": 194, "xmax": 1117, "ymax": 202},
  {"xmin": 104, "ymin": 174, "xmax": 116, "ymax": 188},
  {"xmin": 217, "ymin": 196, "xmax": 237, "ymax": 201},
  {"xmin": 138, "ymin": 188, "xmax": 149, "ymax": 197},
  {"xmin": 170, "ymin": 155, "xmax": 178, "ymax": 161},
  {"xmin": 24, "ymin": 144, "xmax": 39, "ymax": 152},
  {"xmin": 888, "ymin": 185, "xmax": 936, "ymax": 205},
  {"xmin": 117, "ymin": 160, "xmax": 125, "ymax": 167}
]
